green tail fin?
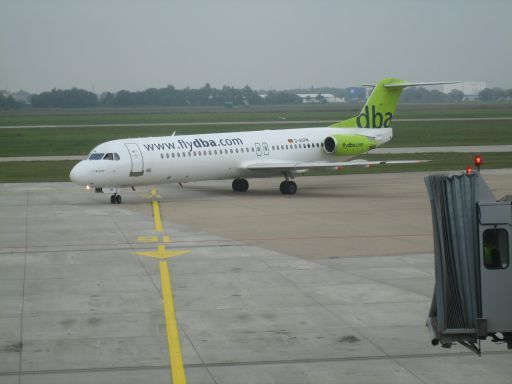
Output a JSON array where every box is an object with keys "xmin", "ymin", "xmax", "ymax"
[{"xmin": 331, "ymin": 77, "xmax": 408, "ymax": 128}]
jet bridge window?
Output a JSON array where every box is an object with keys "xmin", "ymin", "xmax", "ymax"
[
  {"xmin": 89, "ymin": 153, "xmax": 104, "ymax": 160},
  {"xmin": 483, "ymin": 228, "xmax": 509, "ymax": 269}
]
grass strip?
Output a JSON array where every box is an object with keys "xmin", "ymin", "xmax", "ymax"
[
  {"xmin": 1, "ymin": 118, "xmax": 512, "ymax": 157},
  {"xmin": 1, "ymin": 103, "xmax": 511, "ymax": 126}
]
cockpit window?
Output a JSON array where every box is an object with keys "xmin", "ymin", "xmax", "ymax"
[
  {"xmin": 114, "ymin": 153, "xmax": 120, "ymax": 161},
  {"xmin": 89, "ymin": 153, "xmax": 104, "ymax": 160},
  {"xmin": 103, "ymin": 153, "xmax": 114, "ymax": 160}
]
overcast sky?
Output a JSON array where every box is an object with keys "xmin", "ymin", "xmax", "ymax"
[{"xmin": 1, "ymin": 0, "xmax": 511, "ymax": 93}]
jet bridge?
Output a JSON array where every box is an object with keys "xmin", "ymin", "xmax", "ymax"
[{"xmin": 425, "ymin": 173, "xmax": 512, "ymax": 355}]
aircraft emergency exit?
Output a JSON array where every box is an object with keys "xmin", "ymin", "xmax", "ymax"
[{"xmin": 70, "ymin": 78, "xmax": 452, "ymax": 203}]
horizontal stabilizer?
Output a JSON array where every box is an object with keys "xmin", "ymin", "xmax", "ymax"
[
  {"xmin": 384, "ymin": 81, "xmax": 459, "ymax": 88},
  {"xmin": 361, "ymin": 81, "xmax": 459, "ymax": 88}
]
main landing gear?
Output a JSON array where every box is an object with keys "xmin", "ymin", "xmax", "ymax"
[
  {"xmin": 110, "ymin": 194, "xmax": 122, "ymax": 204},
  {"xmin": 280, "ymin": 180, "xmax": 297, "ymax": 195},
  {"xmin": 231, "ymin": 175, "xmax": 297, "ymax": 195},
  {"xmin": 280, "ymin": 172, "xmax": 297, "ymax": 195},
  {"xmin": 232, "ymin": 178, "xmax": 249, "ymax": 192}
]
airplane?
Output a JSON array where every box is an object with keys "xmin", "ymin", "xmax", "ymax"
[{"xmin": 70, "ymin": 78, "xmax": 452, "ymax": 204}]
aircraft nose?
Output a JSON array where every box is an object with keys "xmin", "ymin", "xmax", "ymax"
[{"xmin": 69, "ymin": 161, "xmax": 86, "ymax": 184}]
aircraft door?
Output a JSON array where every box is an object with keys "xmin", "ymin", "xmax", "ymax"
[
  {"xmin": 262, "ymin": 142, "xmax": 269, "ymax": 155},
  {"xmin": 255, "ymin": 143, "xmax": 262, "ymax": 156},
  {"xmin": 125, "ymin": 143, "xmax": 144, "ymax": 176}
]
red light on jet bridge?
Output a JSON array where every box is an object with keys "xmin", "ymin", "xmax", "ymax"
[
  {"xmin": 466, "ymin": 165, "xmax": 473, "ymax": 174},
  {"xmin": 474, "ymin": 154, "xmax": 483, "ymax": 172}
]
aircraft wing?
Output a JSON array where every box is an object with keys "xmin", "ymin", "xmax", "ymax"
[{"xmin": 245, "ymin": 159, "xmax": 428, "ymax": 171}]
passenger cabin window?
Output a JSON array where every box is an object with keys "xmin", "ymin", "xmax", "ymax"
[
  {"xmin": 483, "ymin": 228, "xmax": 509, "ymax": 269},
  {"xmin": 89, "ymin": 153, "xmax": 104, "ymax": 160}
]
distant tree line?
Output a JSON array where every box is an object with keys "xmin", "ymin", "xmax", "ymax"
[
  {"xmin": 478, "ymin": 87, "xmax": 512, "ymax": 102},
  {"xmin": 99, "ymin": 83, "xmax": 301, "ymax": 107},
  {"xmin": 2, "ymin": 83, "xmax": 512, "ymax": 110},
  {"xmin": 25, "ymin": 84, "xmax": 301, "ymax": 109},
  {"xmin": 400, "ymin": 87, "xmax": 512, "ymax": 103},
  {"xmin": 31, "ymin": 88, "xmax": 98, "ymax": 108},
  {"xmin": 0, "ymin": 93, "xmax": 23, "ymax": 109}
]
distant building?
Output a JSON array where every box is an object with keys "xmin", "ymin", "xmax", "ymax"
[
  {"xmin": 345, "ymin": 87, "xmax": 368, "ymax": 102},
  {"xmin": 296, "ymin": 93, "xmax": 344, "ymax": 103},
  {"xmin": 434, "ymin": 81, "xmax": 487, "ymax": 101}
]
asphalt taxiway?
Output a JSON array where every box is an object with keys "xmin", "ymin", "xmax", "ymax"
[{"xmin": 1, "ymin": 171, "xmax": 512, "ymax": 384}]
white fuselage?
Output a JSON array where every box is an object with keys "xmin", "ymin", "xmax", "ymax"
[{"xmin": 69, "ymin": 126, "xmax": 392, "ymax": 189}]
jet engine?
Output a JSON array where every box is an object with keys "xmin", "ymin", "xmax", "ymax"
[{"xmin": 323, "ymin": 134, "xmax": 377, "ymax": 156}]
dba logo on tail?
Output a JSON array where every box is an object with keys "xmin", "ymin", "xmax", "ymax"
[{"xmin": 356, "ymin": 105, "xmax": 393, "ymax": 128}]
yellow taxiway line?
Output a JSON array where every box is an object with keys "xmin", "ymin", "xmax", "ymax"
[
  {"xmin": 152, "ymin": 200, "xmax": 163, "ymax": 232},
  {"xmin": 160, "ymin": 261, "xmax": 187, "ymax": 384},
  {"xmin": 138, "ymin": 189, "xmax": 188, "ymax": 384}
]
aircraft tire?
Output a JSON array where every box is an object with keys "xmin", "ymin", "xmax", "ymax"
[
  {"xmin": 115, "ymin": 195, "xmax": 122, "ymax": 204},
  {"xmin": 279, "ymin": 181, "xmax": 287, "ymax": 194},
  {"xmin": 280, "ymin": 181, "xmax": 297, "ymax": 195},
  {"xmin": 232, "ymin": 179, "xmax": 240, "ymax": 192},
  {"xmin": 287, "ymin": 181, "xmax": 297, "ymax": 195},
  {"xmin": 232, "ymin": 178, "xmax": 249, "ymax": 192},
  {"xmin": 238, "ymin": 178, "xmax": 249, "ymax": 192},
  {"xmin": 110, "ymin": 195, "xmax": 116, "ymax": 204}
]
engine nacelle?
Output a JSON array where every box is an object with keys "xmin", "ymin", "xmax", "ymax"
[{"xmin": 323, "ymin": 134, "xmax": 377, "ymax": 156}]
